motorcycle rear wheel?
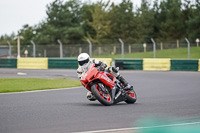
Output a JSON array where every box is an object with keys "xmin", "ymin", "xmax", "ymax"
[
  {"xmin": 125, "ymin": 89, "xmax": 137, "ymax": 104},
  {"xmin": 91, "ymin": 83, "xmax": 113, "ymax": 106}
]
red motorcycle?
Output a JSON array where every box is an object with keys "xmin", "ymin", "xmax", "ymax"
[{"xmin": 80, "ymin": 63, "xmax": 137, "ymax": 106}]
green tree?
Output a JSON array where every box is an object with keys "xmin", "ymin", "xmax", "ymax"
[
  {"xmin": 36, "ymin": 0, "xmax": 84, "ymax": 44},
  {"xmin": 86, "ymin": 0, "xmax": 111, "ymax": 44},
  {"xmin": 80, "ymin": 3, "xmax": 96, "ymax": 40},
  {"xmin": 135, "ymin": 0, "xmax": 154, "ymax": 43},
  {"xmin": 18, "ymin": 24, "xmax": 36, "ymax": 45},
  {"xmin": 0, "ymin": 33, "xmax": 16, "ymax": 46},
  {"xmin": 186, "ymin": 0, "xmax": 200, "ymax": 41},
  {"xmin": 159, "ymin": 0, "xmax": 184, "ymax": 41},
  {"xmin": 109, "ymin": 0, "xmax": 135, "ymax": 43}
]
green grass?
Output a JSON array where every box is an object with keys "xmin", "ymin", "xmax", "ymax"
[
  {"xmin": 93, "ymin": 47, "xmax": 200, "ymax": 59},
  {"xmin": 0, "ymin": 78, "xmax": 81, "ymax": 93}
]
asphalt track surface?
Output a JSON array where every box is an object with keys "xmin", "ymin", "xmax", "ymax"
[{"xmin": 0, "ymin": 69, "xmax": 200, "ymax": 133}]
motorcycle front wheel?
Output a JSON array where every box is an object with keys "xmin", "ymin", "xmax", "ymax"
[{"xmin": 91, "ymin": 83, "xmax": 113, "ymax": 106}]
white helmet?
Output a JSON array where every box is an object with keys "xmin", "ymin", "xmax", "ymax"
[{"xmin": 78, "ymin": 53, "xmax": 90, "ymax": 66}]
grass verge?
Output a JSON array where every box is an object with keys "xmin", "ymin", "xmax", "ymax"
[
  {"xmin": 0, "ymin": 78, "xmax": 81, "ymax": 93},
  {"xmin": 93, "ymin": 47, "xmax": 200, "ymax": 59}
]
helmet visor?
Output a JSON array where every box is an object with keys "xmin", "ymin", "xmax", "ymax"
[{"xmin": 78, "ymin": 58, "xmax": 89, "ymax": 66}]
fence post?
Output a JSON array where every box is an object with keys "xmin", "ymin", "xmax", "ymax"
[
  {"xmin": 119, "ymin": 38, "xmax": 124, "ymax": 58},
  {"xmin": 87, "ymin": 39, "xmax": 92, "ymax": 57},
  {"xmin": 185, "ymin": 38, "xmax": 190, "ymax": 59},
  {"xmin": 113, "ymin": 46, "xmax": 116, "ymax": 54},
  {"xmin": 129, "ymin": 45, "xmax": 131, "ymax": 53},
  {"xmin": 14, "ymin": 36, "xmax": 23, "ymax": 58},
  {"xmin": 44, "ymin": 49, "xmax": 46, "ymax": 57},
  {"xmin": 143, "ymin": 43, "xmax": 147, "ymax": 52},
  {"xmin": 196, "ymin": 38, "xmax": 199, "ymax": 47},
  {"xmin": 7, "ymin": 41, "xmax": 12, "ymax": 58},
  {"xmin": 160, "ymin": 42, "xmax": 163, "ymax": 50},
  {"xmin": 98, "ymin": 47, "xmax": 102, "ymax": 55},
  {"xmin": 151, "ymin": 38, "xmax": 156, "ymax": 58},
  {"xmin": 30, "ymin": 40, "xmax": 36, "ymax": 57},
  {"xmin": 177, "ymin": 40, "xmax": 179, "ymax": 48},
  {"xmin": 57, "ymin": 40, "xmax": 63, "ymax": 58},
  {"xmin": 79, "ymin": 47, "xmax": 82, "ymax": 54}
]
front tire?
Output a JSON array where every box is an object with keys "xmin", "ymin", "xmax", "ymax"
[
  {"xmin": 125, "ymin": 89, "xmax": 137, "ymax": 104},
  {"xmin": 91, "ymin": 83, "xmax": 113, "ymax": 106}
]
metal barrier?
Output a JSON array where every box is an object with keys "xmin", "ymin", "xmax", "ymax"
[
  {"xmin": 199, "ymin": 59, "xmax": 200, "ymax": 71},
  {"xmin": 143, "ymin": 58, "xmax": 171, "ymax": 71},
  {"xmin": 48, "ymin": 58, "xmax": 78, "ymax": 69},
  {"xmin": 0, "ymin": 59, "xmax": 17, "ymax": 68},
  {"xmin": 171, "ymin": 59, "xmax": 199, "ymax": 71},
  {"xmin": 17, "ymin": 58, "xmax": 48, "ymax": 69},
  {"xmin": 0, "ymin": 58, "xmax": 200, "ymax": 71},
  {"xmin": 115, "ymin": 59, "xmax": 143, "ymax": 70},
  {"xmin": 1, "ymin": 40, "xmax": 197, "ymax": 58}
]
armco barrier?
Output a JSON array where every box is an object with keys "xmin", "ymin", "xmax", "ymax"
[
  {"xmin": 199, "ymin": 59, "xmax": 200, "ymax": 71},
  {"xmin": 143, "ymin": 58, "xmax": 170, "ymax": 71},
  {"xmin": 1, "ymin": 58, "xmax": 199, "ymax": 71},
  {"xmin": 171, "ymin": 59, "xmax": 199, "ymax": 71},
  {"xmin": 0, "ymin": 59, "xmax": 17, "ymax": 68},
  {"xmin": 48, "ymin": 58, "xmax": 78, "ymax": 69},
  {"xmin": 17, "ymin": 58, "xmax": 48, "ymax": 69},
  {"xmin": 115, "ymin": 59, "xmax": 143, "ymax": 70}
]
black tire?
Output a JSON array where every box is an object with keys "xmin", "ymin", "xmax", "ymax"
[
  {"xmin": 125, "ymin": 89, "xmax": 137, "ymax": 104},
  {"xmin": 91, "ymin": 83, "xmax": 113, "ymax": 106}
]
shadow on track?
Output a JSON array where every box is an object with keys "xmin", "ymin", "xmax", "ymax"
[{"xmin": 64, "ymin": 101, "xmax": 140, "ymax": 107}]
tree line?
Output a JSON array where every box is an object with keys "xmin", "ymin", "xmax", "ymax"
[{"xmin": 0, "ymin": 0, "xmax": 200, "ymax": 46}]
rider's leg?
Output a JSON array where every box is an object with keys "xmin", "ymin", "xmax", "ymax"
[
  {"xmin": 86, "ymin": 91, "xmax": 96, "ymax": 101},
  {"xmin": 117, "ymin": 75, "xmax": 128, "ymax": 86},
  {"xmin": 106, "ymin": 67, "xmax": 132, "ymax": 89},
  {"xmin": 117, "ymin": 75, "xmax": 133, "ymax": 89}
]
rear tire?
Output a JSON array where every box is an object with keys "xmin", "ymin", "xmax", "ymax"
[
  {"xmin": 91, "ymin": 83, "xmax": 113, "ymax": 106},
  {"xmin": 125, "ymin": 89, "xmax": 137, "ymax": 104}
]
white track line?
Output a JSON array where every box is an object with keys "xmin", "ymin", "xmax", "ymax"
[
  {"xmin": 0, "ymin": 86, "xmax": 82, "ymax": 95},
  {"xmin": 74, "ymin": 121, "xmax": 200, "ymax": 133}
]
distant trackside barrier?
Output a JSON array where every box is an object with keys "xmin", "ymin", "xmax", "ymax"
[
  {"xmin": 0, "ymin": 59, "xmax": 17, "ymax": 68},
  {"xmin": 0, "ymin": 58, "xmax": 200, "ymax": 71},
  {"xmin": 143, "ymin": 58, "xmax": 171, "ymax": 71},
  {"xmin": 199, "ymin": 59, "xmax": 200, "ymax": 71},
  {"xmin": 115, "ymin": 58, "xmax": 200, "ymax": 71},
  {"xmin": 48, "ymin": 58, "xmax": 78, "ymax": 69},
  {"xmin": 171, "ymin": 59, "xmax": 199, "ymax": 71},
  {"xmin": 17, "ymin": 58, "xmax": 48, "ymax": 69},
  {"xmin": 115, "ymin": 59, "xmax": 143, "ymax": 70}
]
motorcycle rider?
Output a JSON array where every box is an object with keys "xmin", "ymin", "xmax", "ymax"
[{"xmin": 77, "ymin": 53, "xmax": 132, "ymax": 101}]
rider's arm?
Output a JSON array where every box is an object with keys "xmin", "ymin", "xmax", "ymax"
[
  {"xmin": 92, "ymin": 59, "xmax": 107, "ymax": 68},
  {"xmin": 77, "ymin": 67, "xmax": 83, "ymax": 79}
]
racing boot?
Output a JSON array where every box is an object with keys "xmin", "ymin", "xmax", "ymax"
[
  {"xmin": 117, "ymin": 75, "xmax": 133, "ymax": 90},
  {"xmin": 86, "ymin": 91, "xmax": 96, "ymax": 101}
]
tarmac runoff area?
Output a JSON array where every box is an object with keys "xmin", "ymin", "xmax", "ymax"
[{"xmin": 0, "ymin": 69, "xmax": 200, "ymax": 133}]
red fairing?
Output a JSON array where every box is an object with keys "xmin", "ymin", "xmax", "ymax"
[
  {"xmin": 80, "ymin": 64, "xmax": 116, "ymax": 91},
  {"xmin": 95, "ymin": 72, "xmax": 115, "ymax": 89}
]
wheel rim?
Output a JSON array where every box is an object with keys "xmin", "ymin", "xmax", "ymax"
[{"xmin": 96, "ymin": 85, "xmax": 111, "ymax": 102}]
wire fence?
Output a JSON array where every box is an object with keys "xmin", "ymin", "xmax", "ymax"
[{"xmin": 0, "ymin": 40, "xmax": 199, "ymax": 58}]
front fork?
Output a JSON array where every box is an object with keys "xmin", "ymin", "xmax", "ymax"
[{"xmin": 111, "ymin": 81, "xmax": 126, "ymax": 104}]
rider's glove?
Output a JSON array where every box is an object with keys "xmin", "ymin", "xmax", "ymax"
[
  {"xmin": 99, "ymin": 65, "xmax": 105, "ymax": 71},
  {"xmin": 99, "ymin": 62, "xmax": 107, "ymax": 71},
  {"xmin": 101, "ymin": 62, "xmax": 107, "ymax": 68}
]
